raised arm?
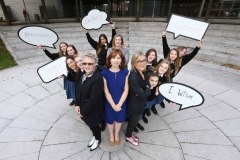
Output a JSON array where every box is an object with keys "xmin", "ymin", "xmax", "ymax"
[
  {"xmin": 162, "ymin": 30, "xmax": 170, "ymax": 58},
  {"xmin": 181, "ymin": 40, "xmax": 203, "ymax": 66},
  {"xmin": 109, "ymin": 22, "xmax": 116, "ymax": 47},
  {"xmin": 85, "ymin": 31, "xmax": 98, "ymax": 50}
]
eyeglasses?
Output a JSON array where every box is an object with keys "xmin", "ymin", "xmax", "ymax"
[
  {"xmin": 136, "ymin": 59, "xmax": 147, "ymax": 64},
  {"xmin": 82, "ymin": 62, "xmax": 94, "ymax": 66}
]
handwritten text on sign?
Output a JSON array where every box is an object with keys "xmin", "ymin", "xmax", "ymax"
[
  {"xmin": 37, "ymin": 57, "xmax": 67, "ymax": 83},
  {"xmin": 159, "ymin": 82, "xmax": 204, "ymax": 110},
  {"xmin": 81, "ymin": 9, "xmax": 110, "ymax": 30},
  {"xmin": 18, "ymin": 26, "xmax": 58, "ymax": 48},
  {"xmin": 166, "ymin": 14, "xmax": 209, "ymax": 41}
]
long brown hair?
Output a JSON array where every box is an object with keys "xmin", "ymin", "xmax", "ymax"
[
  {"xmin": 154, "ymin": 59, "xmax": 171, "ymax": 81},
  {"xmin": 177, "ymin": 46, "xmax": 187, "ymax": 66},
  {"xmin": 97, "ymin": 34, "xmax": 108, "ymax": 55},
  {"xmin": 146, "ymin": 48, "xmax": 157, "ymax": 66},
  {"xmin": 112, "ymin": 34, "xmax": 124, "ymax": 48},
  {"xmin": 166, "ymin": 48, "xmax": 180, "ymax": 76},
  {"xmin": 58, "ymin": 41, "xmax": 68, "ymax": 57}
]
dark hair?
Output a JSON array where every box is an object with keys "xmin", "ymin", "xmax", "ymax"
[
  {"xmin": 58, "ymin": 41, "xmax": 68, "ymax": 57},
  {"xmin": 147, "ymin": 72, "xmax": 159, "ymax": 82},
  {"xmin": 106, "ymin": 49, "xmax": 126, "ymax": 69},
  {"xmin": 67, "ymin": 44, "xmax": 78, "ymax": 55},
  {"xmin": 97, "ymin": 34, "xmax": 108, "ymax": 55},
  {"xmin": 66, "ymin": 56, "xmax": 76, "ymax": 72},
  {"xmin": 166, "ymin": 48, "xmax": 180, "ymax": 76},
  {"xmin": 146, "ymin": 48, "xmax": 157, "ymax": 66}
]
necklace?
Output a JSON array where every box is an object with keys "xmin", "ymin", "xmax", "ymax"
[{"xmin": 115, "ymin": 73, "xmax": 117, "ymax": 80}]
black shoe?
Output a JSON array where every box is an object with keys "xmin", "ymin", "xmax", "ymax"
[
  {"xmin": 151, "ymin": 105, "xmax": 158, "ymax": 115},
  {"xmin": 136, "ymin": 123, "xmax": 144, "ymax": 131},
  {"xmin": 142, "ymin": 114, "xmax": 148, "ymax": 124},
  {"xmin": 134, "ymin": 127, "xmax": 139, "ymax": 133},
  {"xmin": 100, "ymin": 120, "xmax": 105, "ymax": 131},
  {"xmin": 145, "ymin": 108, "xmax": 151, "ymax": 116},
  {"xmin": 69, "ymin": 100, "xmax": 75, "ymax": 106},
  {"xmin": 160, "ymin": 102, "xmax": 165, "ymax": 108}
]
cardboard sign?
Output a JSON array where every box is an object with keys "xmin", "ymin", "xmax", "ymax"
[
  {"xmin": 18, "ymin": 26, "xmax": 58, "ymax": 48},
  {"xmin": 166, "ymin": 14, "xmax": 209, "ymax": 41},
  {"xmin": 159, "ymin": 82, "xmax": 204, "ymax": 110},
  {"xmin": 81, "ymin": 9, "xmax": 110, "ymax": 30},
  {"xmin": 37, "ymin": 57, "xmax": 67, "ymax": 83}
]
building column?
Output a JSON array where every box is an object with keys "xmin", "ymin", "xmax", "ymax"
[
  {"xmin": 198, "ymin": 0, "xmax": 206, "ymax": 17},
  {"xmin": 75, "ymin": 0, "xmax": 80, "ymax": 21},
  {"xmin": 80, "ymin": 0, "xmax": 83, "ymax": 18},
  {"xmin": 0, "ymin": 0, "xmax": 11, "ymax": 25},
  {"xmin": 168, "ymin": 0, "xmax": 173, "ymax": 19},
  {"xmin": 205, "ymin": 0, "xmax": 213, "ymax": 20},
  {"xmin": 41, "ymin": 0, "xmax": 49, "ymax": 23},
  {"xmin": 136, "ymin": 0, "xmax": 140, "ymax": 21}
]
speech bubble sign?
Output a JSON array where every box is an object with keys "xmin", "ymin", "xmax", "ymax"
[
  {"xmin": 37, "ymin": 57, "xmax": 67, "ymax": 83},
  {"xmin": 159, "ymin": 82, "xmax": 204, "ymax": 110},
  {"xmin": 18, "ymin": 26, "xmax": 58, "ymax": 48},
  {"xmin": 166, "ymin": 14, "xmax": 209, "ymax": 41},
  {"xmin": 81, "ymin": 9, "xmax": 110, "ymax": 30}
]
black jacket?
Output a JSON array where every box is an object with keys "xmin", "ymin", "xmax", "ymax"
[
  {"xmin": 43, "ymin": 49, "xmax": 60, "ymax": 60},
  {"xmin": 75, "ymin": 70, "xmax": 104, "ymax": 126},
  {"xmin": 128, "ymin": 70, "xmax": 151, "ymax": 115},
  {"xmin": 86, "ymin": 29, "xmax": 116, "ymax": 66}
]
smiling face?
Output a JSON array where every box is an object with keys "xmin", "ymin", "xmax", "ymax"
[
  {"xmin": 149, "ymin": 76, "xmax": 159, "ymax": 88},
  {"xmin": 158, "ymin": 62, "xmax": 169, "ymax": 75},
  {"xmin": 114, "ymin": 36, "xmax": 122, "ymax": 48},
  {"xmin": 60, "ymin": 43, "xmax": 67, "ymax": 54},
  {"xmin": 75, "ymin": 56, "xmax": 83, "ymax": 69},
  {"xmin": 100, "ymin": 36, "xmax": 107, "ymax": 45},
  {"xmin": 179, "ymin": 48, "xmax": 187, "ymax": 57},
  {"xmin": 67, "ymin": 58, "xmax": 77, "ymax": 70},
  {"xmin": 110, "ymin": 54, "xmax": 122, "ymax": 68},
  {"xmin": 147, "ymin": 51, "xmax": 157, "ymax": 63},
  {"xmin": 134, "ymin": 55, "xmax": 147, "ymax": 72},
  {"xmin": 82, "ymin": 57, "xmax": 96, "ymax": 74},
  {"xmin": 67, "ymin": 47, "xmax": 76, "ymax": 56},
  {"xmin": 169, "ymin": 50, "xmax": 178, "ymax": 61}
]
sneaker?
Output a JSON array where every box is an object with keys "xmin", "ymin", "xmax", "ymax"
[
  {"xmin": 87, "ymin": 136, "xmax": 95, "ymax": 147},
  {"xmin": 160, "ymin": 102, "xmax": 165, "ymax": 108},
  {"xmin": 145, "ymin": 108, "xmax": 151, "ymax": 116},
  {"xmin": 151, "ymin": 105, "xmax": 158, "ymax": 115},
  {"xmin": 69, "ymin": 100, "xmax": 75, "ymax": 106},
  {"xmin": 134, "ymin": 127, "xmax": 139, "ymax": 133},
  {"xmin": 90, "ymin": 140, "xmax": 100, "ymax": 151},
  {"xmin": 142, "ymin": 114, "xmax": 148, "ymax": 124},
  {"xmin": 126, "ymin": 137, "xmax": 139, "ymax": 146},
  {"xmin": 136, "ymin": 123, "xmax": 144, "ymax": 131}
]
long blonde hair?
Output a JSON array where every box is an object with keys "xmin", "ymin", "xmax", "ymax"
[
  {"xmin": 177, "ymin": 46, "xmax": 187, "ymax": 66},
  {"xmin": 112, "ymin": 34, "xmax": 124, "ymax": 48},
  {"xmin": 154, "ymin": 59, "xmax": 171, "ymax": 81}
]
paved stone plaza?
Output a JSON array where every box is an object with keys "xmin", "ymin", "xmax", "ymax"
[{"xmin": 0, "ymin": 22, "xmax": 240, "ymax": 159}]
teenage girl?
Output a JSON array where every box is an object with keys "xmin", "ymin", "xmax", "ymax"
[
  {"xmin": 145, "ymin": 48, "xmax": 158, "ymax": 74},
  {"xmin": 85, "ymin": 22, "xmax": 116, "ymax": 67}
]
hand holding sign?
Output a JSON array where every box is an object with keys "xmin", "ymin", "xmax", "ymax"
[
  {"xmin": 37, "ymin": 57, "xmax": 67, "ymax": 83},
  {"xmin": 166, "ymin": 14, "xmax": 209, "ymax": 41},
  {"xmin": 81, "ymin": 9, "xmax": 110, "ymax": 30},
  {"xmin": 18, "ymin": 26, "xmax": 58, "ymax": 48},
  {"xmin": 159, "ymin": 82, "xmax": 204, "ymax": 110}
]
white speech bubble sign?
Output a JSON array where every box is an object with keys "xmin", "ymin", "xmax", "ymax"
[
  {"xmin": 159, "ymin": 82, "xmax": 204, "ymax": 110},
  {"xmin": 81, "ymin": 9, "xmax": 110, "ymax": 30},
  {"xmin": 37, "ymin": 57, "xmax": 67, "ymax": 83},
  {"xmin": 18, "ymin": 26, "xmax": 58, "ymax": 48},
  {"xmin": 166, "ymin": 14, "xmax": 209, "ymax": 41}
]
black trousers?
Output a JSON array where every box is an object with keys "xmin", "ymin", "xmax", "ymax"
[
  {"xmin": 125, "ymin": 114, "xmax": 141, "ymax": 137},
  {"xmin": 89, "ymin": 125, "xmax": 101, "ymax": 140}
]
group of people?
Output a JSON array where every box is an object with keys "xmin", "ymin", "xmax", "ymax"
[{"xmin": 38, "ymin": 22, "xmax": 203, "ymax": 151}]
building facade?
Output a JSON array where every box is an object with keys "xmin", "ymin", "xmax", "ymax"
[{"xmin": 0, "ymin": 0, "xmax": 239, "ymax": 24}]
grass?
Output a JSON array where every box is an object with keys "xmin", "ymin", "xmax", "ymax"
[{"xmin": 0, "ymin": 37, "xmax": 17, "ymax": 70}]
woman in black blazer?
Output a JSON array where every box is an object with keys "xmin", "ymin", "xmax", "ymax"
[
  {"xmin": 125, "ymin": 52, "xmax": 151, "ymax": 146},
  {"xmin": 75, "ymin": 53, "xmax": 104, "ymax": 151}
]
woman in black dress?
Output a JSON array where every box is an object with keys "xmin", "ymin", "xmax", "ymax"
[{"xmin": 75, "ymin": 53, "xmax": 104, "ymax": 151}]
